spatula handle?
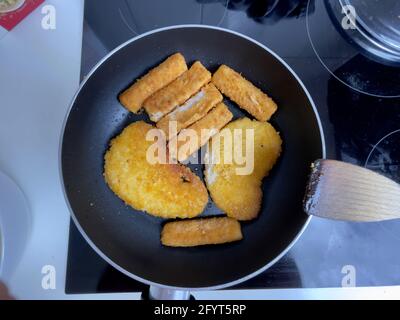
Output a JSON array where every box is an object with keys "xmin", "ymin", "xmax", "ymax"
[{"xmin": 304, "ymin": 160, "xmax": 400, "ymax": 222}]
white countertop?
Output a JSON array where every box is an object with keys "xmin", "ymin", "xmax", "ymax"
[{"xmin": 0, "ymin": 0, "xmax": 399, "ymax": 300}]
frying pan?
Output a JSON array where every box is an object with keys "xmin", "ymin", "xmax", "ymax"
[{"xmin": 60, "ymin": 25, "xmax": 325, "ymax": 298}]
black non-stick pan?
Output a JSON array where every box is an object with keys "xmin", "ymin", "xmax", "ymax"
[{"xmin": 60, "ymin": 25, "xmax": 325, "ymax": 296}]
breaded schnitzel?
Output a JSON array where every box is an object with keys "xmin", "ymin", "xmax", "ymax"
[
  {"xmin": 104, "ymin": 121, "xmax": 208, "ymax": 219},
  {"xmin": 161, "ymin": 216, "xmax": 243, "ymax": 247},
  {"xmin": 204, "ymin": 118, "xmax": 282, "ymax": 221}
]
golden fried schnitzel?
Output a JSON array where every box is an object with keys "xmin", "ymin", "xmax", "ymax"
[
  {"xmin": 204, "ymin": 118, "xmax": 282, "ymax": 221},
  {"xmin": 104, "ymin": 121, "xmax": 208, "ymax": 219},
  {"xmin": 161, "ymin": 216, "xmax": 243, "ymax": 247}
]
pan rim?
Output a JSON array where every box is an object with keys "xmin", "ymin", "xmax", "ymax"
[{"xmin": 59, "ymin": 24, "xmax": 326, "ymax": 291}]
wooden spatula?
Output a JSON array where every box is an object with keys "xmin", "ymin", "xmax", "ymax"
[{"xmin": 304, "ymin": 160, "xmax": 400, "ymax": 222}]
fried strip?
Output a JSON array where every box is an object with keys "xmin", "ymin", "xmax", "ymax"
[
  {"xmin": 144, "ymin": 61, "xmax": 212, "ymax": 122},
  {"xmin": 169, "ymin": 102, "xmax": 233, "ymax": 162},
  {"xmin": 156, "ymin": 83, "xmax": 223, "ymax": 139},
  {"xmin": 161, "ymin": 217, "xmax": 243, "ymax": 247},
  {"xmin": 119, "ymin": 53, "xmax": 187, "ymax": 113},
  {"xmin": 212, "ymin": 65, "xmax": 277, "ymax": 121}
]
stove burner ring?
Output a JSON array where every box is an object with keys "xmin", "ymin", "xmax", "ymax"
[
  {"xmin": 118, "ymin": 0, "xmax": 229, "ymax": 36},
  {"xmin": 365, "ymin": 129, "xmax": 400, "ymax": 240}
]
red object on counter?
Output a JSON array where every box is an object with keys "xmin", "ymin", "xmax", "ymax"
[{"xmin": 0, "ymin": 0, "xmax": 44, "ymax": 31}]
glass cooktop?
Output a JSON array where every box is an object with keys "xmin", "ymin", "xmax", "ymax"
[{"xmin": 65, "ymin": 0, "xmax": 400, "ymax": 293}]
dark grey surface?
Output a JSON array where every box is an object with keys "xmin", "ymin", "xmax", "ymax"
[{"xmin": 66, "ymin": 0, "xmax": 400, "ymax": 293}]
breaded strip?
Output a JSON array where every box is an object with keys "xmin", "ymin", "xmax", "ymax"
[
  {"xmin": 169, "ymin": 103, "xmax": 233, "ymax": 162},
  {"xmin": 104, "ymin": 121, "xmax": 208, "ymax": 219},
  {"xmin": 156, "ymin": 83, "xmax": 223, "ymax": 139},
  {"xmin": 205, "ymin": 118, "xmax": 282, "ymax": 221},
  {"xmin": 144, "ymin": 61, "xmax": 212, "ymax": 122},
  {"xmin": 119, "ymin": 53, "xmax": 187, "ymax": 113},
  {"xmin": 161, "ymin": 217, "xmax": 243, "ymax": 247},
  {"xmin": 212, "ymin": 65, "xmax": 277, "ymax": 121}
]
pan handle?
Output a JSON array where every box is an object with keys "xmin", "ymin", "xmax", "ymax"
[
  {"xmin": 303, "ymin": 160, "xmax": 400, "ymax": 222},
  {"xmin": 148, "ymin": 286, "xmax": 191, "ymax": 300}
]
